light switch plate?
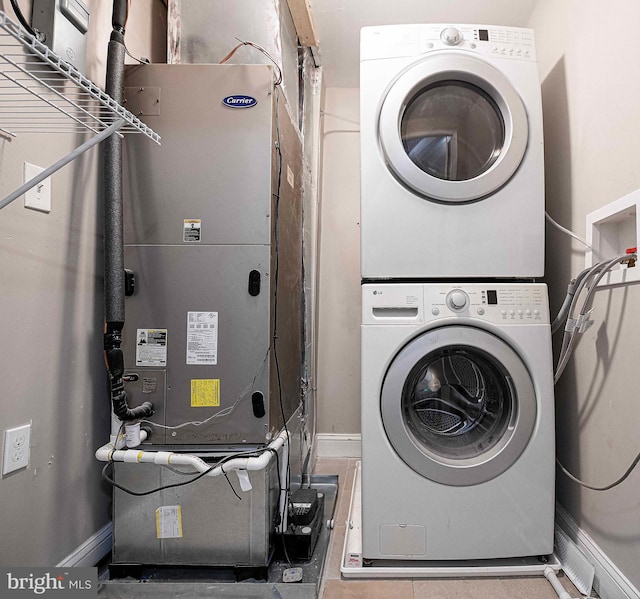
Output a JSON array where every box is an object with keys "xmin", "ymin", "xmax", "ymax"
[{"xmin": 24, "ymin": 162, "xmax": 51, "ymax": 213}]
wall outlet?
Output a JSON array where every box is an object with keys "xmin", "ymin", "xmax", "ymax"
[
  {"xmin": 2, "ymin": 423, "xmax": 31, "ymax": 476},
  {"xmin": 23, "ymin": 163, "xmax": 51, "ymax": 213}
]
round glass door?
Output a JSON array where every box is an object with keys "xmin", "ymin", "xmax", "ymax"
[
  {"xmin": 381, "ymin": 327, "xmax": 536, "ymax": 486},
  {"xmin": 401, "ymin": 81, "xmax": 505, "ymax": 181},
  {"xmin": 378, "ymin": 54, "xmax": 528, "ymax": 203}
]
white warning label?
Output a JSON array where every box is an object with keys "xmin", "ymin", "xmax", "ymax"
[
  {"xmin": 183, "ymin": 219, "xmax": 201, "ymax": 242},
  {"xmin": 186, "ymin": 311, "xmax": 218, "ymax": 365},
  {"xmin": 136, "ymin": 329, "xmax": 168, "ymax": 366},
  {"xmin": 156, "ymin": 505, "xmax": 183, "ymax": 539}
]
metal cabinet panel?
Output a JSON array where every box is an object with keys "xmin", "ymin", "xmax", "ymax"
[
  {"xmin": 122, "ymin": 244, "xmax": 271, "ymax": 446},
  {"xmin": 112, "ymin": 460, "xmax": 278, "ymax": 566},
  {"xmin": 121, "ymin": 64, "xmax": 304, "ymax": 449},
  {"xmin": 123, "ymin": 64, "xmax": 274, "ymax": 246}
]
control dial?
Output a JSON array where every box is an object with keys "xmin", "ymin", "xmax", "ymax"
[
  {"xmin": 446, "ymin": 289, "xmax": 469, "ymax": 311},
  {"xmin": 441, "ymin": 27, "xmax": 463, "ymax": 46}
]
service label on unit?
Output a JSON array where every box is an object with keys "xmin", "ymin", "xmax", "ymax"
[
  {"xmin": 136, "ymin": 329, "xmax": 168, "ymax": 366},
  {"xmin": 186, "ymin": 311, "xmax": 218, "ymax": 365},
  {"xmin": 183, "ymin": 219, "xmax": 201, "ymax": 242},
  {"xmin": 156, "ymin": 505, "xmax": 183, "ymax": 539},
  {"xmin": 190, "ymin": 379, "xmax": 220, "ymax": 407}
]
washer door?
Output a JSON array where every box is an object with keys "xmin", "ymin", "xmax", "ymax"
[
  {"xmin": 381, "ymin": 326, "xmax": 536, "ymax": 486},
  {"xmin": 378, "ymin": 53, "xmax": 528, "ymax": 203}
]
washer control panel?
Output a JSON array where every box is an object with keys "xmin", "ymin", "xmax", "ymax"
[
  {"xmin": 361, "ymin": 23, "xmax": 537, "ymax": 62},
  {"xmin": 363, "ymin": 283, "xmax": 550, "ymax": 325}
]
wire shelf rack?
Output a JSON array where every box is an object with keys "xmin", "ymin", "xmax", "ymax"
[{"xmin": 0, "ymin": 10, "xmax": 160, "ymax": 142}]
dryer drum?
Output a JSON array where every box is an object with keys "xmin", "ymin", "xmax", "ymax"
[{"xmin": 401, "ymin": 80, "xmax": 506, "ymax": 182}]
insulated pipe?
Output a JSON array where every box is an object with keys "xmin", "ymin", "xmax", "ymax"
[
  {"xmin": 104, "ymin": 0, "xmax": 127, "ymax": 328},
  {"xmin": 103, "ymin": 0, "xmax": 152, "ymax": 421},
  {"xmin": 95, "ymin": 430, "xmax": 289, "ymax": 478}
]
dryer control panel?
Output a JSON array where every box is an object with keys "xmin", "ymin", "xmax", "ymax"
[
  {"xmin": 361, "ymin": 23, "xmax": 537, "ymax": 62},
  {"xmin": 362, "ymin": 283, "xmax": 550, "ymax": 325}
]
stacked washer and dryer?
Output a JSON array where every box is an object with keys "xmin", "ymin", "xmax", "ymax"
[{"xmin": 359, "ymin": 24, "xmax": 555, "ymax": 562}]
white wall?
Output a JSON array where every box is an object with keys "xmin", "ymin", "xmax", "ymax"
[
  {"xmin": 529, "ymin": 0, "xmax": 640, "ymax": 590},
  {"xmin": 316, "ymin": 88, "xmax": 361, "ymax": 434}
]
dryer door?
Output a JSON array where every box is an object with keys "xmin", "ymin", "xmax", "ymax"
[
  {"xmin": 378, "ymin": 54, "xmax": 528, "ymax": 203},
  {"xmin": 381, "ymin": 326, "xmax": 536, "ymax": 486}
]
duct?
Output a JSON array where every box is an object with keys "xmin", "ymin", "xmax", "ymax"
[{"xmin": 167, "ymin": 0, "xmax": 300, "ymax": 126}]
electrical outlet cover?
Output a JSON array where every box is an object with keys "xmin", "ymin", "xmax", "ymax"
[{"xmin": 3, "ymin": 423, "xmax": 31, "ymax": 475}]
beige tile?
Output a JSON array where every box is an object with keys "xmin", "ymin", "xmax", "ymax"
[
  {"xmin": 322, "ymin": 578, "xmax": 414, "ymax": 599},
  {"xmin": 413, "ymin": 578, "xmax": 508, "ymax": 599},
  {"xmin": 500, "ymin": 574, "xmax": 581, "ymax": 598},
  {"xmin": 324, "ymin": 524, "xmax": 347, "ymax": 580},
  {"xmin": 334, "ymin": 461, "xmax": 359, "ymax": 525},
  {"xmin": 413, "ymin": 574, "xmax": 581, "ymax": 599},
  {"xmin": 315, "ymin": 458, "xmax": 349, "ymax": 481}
]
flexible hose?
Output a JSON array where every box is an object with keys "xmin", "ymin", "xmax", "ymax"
[{"xmin": 554, "ymin": 253, "xmax": 634, "ymax": 383}]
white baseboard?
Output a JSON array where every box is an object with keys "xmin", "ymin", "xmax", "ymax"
[
  {"xmin": 56, "ymin": 523, "xmax": 112, "ymax": 567},
  {"xmin": 556, "ymin": 504, "xmax": 640, "ymax": 599},
  {"xmin": 315, "ymin": 433, "xmax": 361, "ymax": 458}
]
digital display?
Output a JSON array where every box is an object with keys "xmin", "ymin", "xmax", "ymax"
[
  {"xmin": 487, "ymin": 290, "xmax": 498, "ymax": 304},
  {"xmin": 479, "ymin": 29, "xmax": 489, "ymax": 42}
]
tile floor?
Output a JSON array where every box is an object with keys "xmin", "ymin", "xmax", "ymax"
[{"xmin": 315, "ymin": 457, "xmax": 583, "ymax": 599}]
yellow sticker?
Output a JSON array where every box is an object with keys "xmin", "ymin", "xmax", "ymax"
[{"xmin": 190, "ymin": 379, "xmax": 220, "ymax": 407}]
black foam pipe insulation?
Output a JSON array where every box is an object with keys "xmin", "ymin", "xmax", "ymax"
[{"xmin": 103, "ymin": 0, "xmax": 153, "ymax": 421}]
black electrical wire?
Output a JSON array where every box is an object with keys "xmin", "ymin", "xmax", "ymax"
[
  {"xmin": 101, "ymin": 461, "xmax": 214, "ymax": 496},
  {"xmin": 271, "ymin": 85, "xmax": 293, "ymax": 530},
  {"xmin": 9, "ymin": 0, "xmax": 37, "ymax": 37},
  {"xmin": 266, "ymin": 447, "xmax": 292, "ymax": 567},
  {"xmin": 221, "ymin": 463, "xmax": 242, "ymax": 501}
]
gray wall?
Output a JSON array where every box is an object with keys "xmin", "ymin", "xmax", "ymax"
[
  {"xmin": 0, "ymin": 0, "xmax": 166, "ymax": 566},
  {"xmin": 529, "ymin": 0, "xmax": 640, "ymax": 590},
  {"xmin": 316, "ymin": 88, "xmax": 361, "ymax": 434}
]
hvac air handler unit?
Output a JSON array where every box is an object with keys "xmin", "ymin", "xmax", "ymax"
[{"xmin": 110, "ymin": 64, "xmax": 306, "ymax": 567}]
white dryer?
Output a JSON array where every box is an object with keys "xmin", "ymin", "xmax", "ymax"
[
  {"xmin": 360, "ymin": 25, "xmax": 545, "ymax": 279},
  {"xmin": 361, "ymin": 282, "xmax": 555, "ymax": 560}
]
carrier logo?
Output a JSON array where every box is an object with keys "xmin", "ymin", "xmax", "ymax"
[
  {"xmin": 2, "ymin": 568, "xmax": 97, "ymax": 597},
  {"xmin": 222, "ymin": 95, "xmax": 257, "ymax": 108}
]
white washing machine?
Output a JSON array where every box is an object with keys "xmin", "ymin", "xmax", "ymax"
[
  {"xmin": 361, "ymin": 282, "xmax": 555, "ymax": 560},
  {"xmin": 360, "ymin": 24, "xmax": 545, "ymax": 279}
]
